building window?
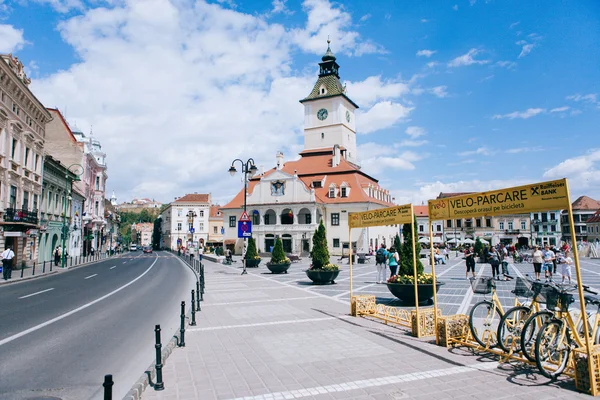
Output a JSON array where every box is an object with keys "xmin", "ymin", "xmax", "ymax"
[
  {"xmin": 456, "ymin": 219, "xmax": 462, "ymax": 228},
  {"xmin": 199, "ymin": 223, "xmax": 204, "ymax": 231},
  {"xmin": 486, "ymin": 218, "xmax": 492, "ymax": 228},
  {"xmin": 521, "ymin": 221, "xmax": 526, "ymax": 230},
  {"xmin": 305, "ymin": 213, "xmax": 312, "ymax": 224},
  {"xmin": 34, "ymin": 154, "xmax": 39, "ymax": 171},
  {"xmin": 199, "ymin": 210, "xmax": 204, "ymax": 217},
  {"xmin": 437, "ymin": 225, "xmax": 442, "ymax": 232},
  {"xmin": 177, "ymin": 222, "xmax": 182, "ymax": 231},
  {"xmin": 333, "ymin": 238, "xmax": 340, "ymax": 247},
  {"xmin": 465, "ymin": 219, "xmax": 472, "ymax": 228},
  {"xmin": 213, "ymin": 226, "xmax": 218, "ymax": 234},
  {"xmin": 447, "ymin": 219, "xmax": 452, "ymax": 228},
  {"xmin": 533, "ymin": 213, "xmax": 539, "ymax": 220},
  {"xmin": 56, "ymin": 194, "xmax": 60, "ymax": 210},
  {"xmin": 229, "ymin": 216, "xmax": 236, "ymax": 227},
  {"xmin": 188, "ymin": 222, "xmax": 193, "ymax": 231},
  {"xmin": 11, "ymin": 139, "xmax": 17, "ymax": 159},
  {"xmin": 22, "ymin": 191, "xmax": 29, "ymax": 210},
  {"xmin": 94, "ymin": 201, "xmax": 99, "ymax": 215},
  {"xmin": 313, "ymin": 181, "xmax": 322, "ymax": 188},
  {"xmin": 550, "ymin": 212, "xmax": 556, "ymax": 220},
  {"xmin": 24, "ymin": 148, "xmax": 29, "ymax": 167},
  {"xmin": 95, "ymin": 176, "xmax": 100, "ymax": 190},
  {"xmin": 551, "ymin": 225, "xmax": 556, "ymax": 232},
  {"xmin": 177, "ymin": 209, "xmax": 182, "ymax": 217},
  {"xmin": 508, "ymin": 221, "xmax": 513, "ymax": 230},
  {"xmin": 499, "ymin": 221, "xmax": 505, "ymax": 230},
  {"xmin": 340, "ymin": 187, "xmax": 347, "ymax": 198},
  {"xmin": 321, "ymin": 132, "xmax": 324, "ymax": 139},
  {"xmin": 476, "ymin": 218, "xmax": 482, "ymax": 228},
  {"xmin": 419, "ymin": 225, "xmax": 424, "ymax": 232},
  {"xmin": 329, "ymin": 186, "xmax": 336, "ymax": 198},
  {"xmin": 331, "ymin": 213, "xmax": 339, "ymax": 226},
  {"xmin": 33, "ymin": 194, "xmax": 38, "ymax": 210},
  {"xmin": 9, "ymin": 185, "xmax": 17, "ymax": 208}
]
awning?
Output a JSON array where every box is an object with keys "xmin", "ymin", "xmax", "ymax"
[{"xmin": 224, "ymin": 239, "xmax": 237, "ymax": 245}]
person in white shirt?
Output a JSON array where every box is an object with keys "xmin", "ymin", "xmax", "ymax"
[
  {"xmin": 532, "ymin": 245, "xmax": 544, "ymax": 281},
  {"xmin": 542, "ymin": 245, "xmax": 555, "ymax": 282},
  {"xmin": 1, "ymin": 245, "xmax": 15, "ymax": 280},
  {"xmin": 560, "ymin": 250, "xmax": 573, "ymax": 284}
]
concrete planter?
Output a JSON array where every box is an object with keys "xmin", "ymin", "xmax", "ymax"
[
  {"xmin": 305, "ymin": 269, "xmax": 340, "ymax": 285},
  {"xmin": 386, "ymin": 282, "xmax": 445, "ymax": 305},
  {"xmin": 266, "ymin": 261, "xmax": 290, "ymax": 274}
]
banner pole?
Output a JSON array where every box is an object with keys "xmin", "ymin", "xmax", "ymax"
[
  {"xmin": 410, "ymin": 205, "xmax": 420, "ymax": 337},
  {"xmin": 430, "ymin": 219, "xmax": 439, "ymax": 345},
  {"xmin": 349, "ymin": 226, "xmax": 353, "ymax": 315},
  {"xmin": 565, "ymin": 180, "xmax": 595, "ymax": 394}
]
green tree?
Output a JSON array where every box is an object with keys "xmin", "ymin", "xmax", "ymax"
[
  {"xmin": 245, "ymin": 237, "xmax": 259, "ymax": 260},
  {"xmin": 474, "ymin": 237, "xmax": 483, "ymax": 258},
  {"xmin": 398, "ymin": 216, "xmax": 424, "ymax": 276},
  {"xmin": 270, "ymin": 238, "xmax": 286, "ymax": 263},
  {"xmin": 152, "ymin": 217, "xmax": 162, "ymax": 250},
  {"xmin": 394, "ymin": 234, "xmax": 402, "ymax": 258},
  {"xmin": 310, "ymin": 220, "xmax": 330, "ymax": 269}
]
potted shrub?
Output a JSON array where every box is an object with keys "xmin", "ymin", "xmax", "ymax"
[
  {"xmin": 474, "ymin": 237, "xmax": 484, "ymax": 263},
  {"xmin": 266, "ymin": 238, "xmax": 291, "ymax": 274},
  {"xmin": 244, "ymin": 237, "xmax": 261, "ymax": 268},
  {"xmin": 386, "ymin": 216, "xmax": 444, "ymax": 305},
  {"xmin": 305, "ymin": 221, "xmax": 340, "ymax": 284}
]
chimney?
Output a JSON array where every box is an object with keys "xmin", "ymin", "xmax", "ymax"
[
  {"xmin": 260, "ymin": 165, "xmax": 264, "ymax": 176},
  {"xmin": 276, "ymin": 151, "xmax": 284, "ymax": 170},
  {"xmin": 332, "ymin": 145, "xmax": 340, "ymax": 168}
]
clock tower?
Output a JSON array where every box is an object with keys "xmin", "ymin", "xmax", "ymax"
[{"xmin": 300, "ymin": 41, "xmax": 359, "ymax": 164}]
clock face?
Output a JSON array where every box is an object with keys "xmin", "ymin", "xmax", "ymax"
[
  {"xmin": 346, "ymin": 110, "xmax": 351, "ymax": 123},
  {"xmin": 317, "ymin": 108, "xmax": 328, "ymax": 121}
]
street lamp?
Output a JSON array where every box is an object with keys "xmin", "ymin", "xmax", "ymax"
[
  {"xmin": 187, "ymin": 210, "xmax": 197, "ymax": 249},
  {"xmin": 62, "ymin": 164, "xmax": 83, "ymax": 268},
  {"xmin": 228, "ymin": 158, "xmax": 258, "ymax": 275},
  {"xmin": 530, "ymin": 218, "xmax": 541, "ymax": 248}
]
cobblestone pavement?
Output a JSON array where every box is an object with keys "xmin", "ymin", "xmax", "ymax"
[{"xmin": 140, "ymin": 256, "xmax": 599, "ymax": 400}]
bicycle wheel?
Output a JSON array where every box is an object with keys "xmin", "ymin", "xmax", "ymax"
[
  {"xmin": 469, "ymin": 300, "xmax": 503, "ymax": 348},
  {"xmin": 520, "ymin": 310, "xmax": 554, "ymax": 362},
  {"xmin": 497, "ymin": 306, "xmax": 531, "ymax": 353},
  {"xmin": 535, "ymin": 320, "xmax": 571, "ymax": 380}
]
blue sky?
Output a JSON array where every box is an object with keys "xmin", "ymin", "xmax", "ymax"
[{"xmin": 1, "ymin": 0, "xmax": 599, "ymax": 205}]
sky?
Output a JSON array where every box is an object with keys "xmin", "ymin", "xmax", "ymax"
[{"xmin": 1, "ymin": 0, "xmax": 599, "ymax": 206}]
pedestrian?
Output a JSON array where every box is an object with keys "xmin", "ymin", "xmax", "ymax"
[
  {"xmin": 198, "ymin": 246, "xmax": 204, "ymax": 262},
  {"xmin": 54, "ymin": 246, "xmax": 61, "ymax": 266},
  {"xmin": 465, "ymin": 246, "xmax": 476, "ymax": 280},
  {"xmin": 488, "ymin": 247, "xmax": 501, "ymax": 280},
  {"xmin": 560, "ymin": 250, "xmax": 573, "ymax": 284},
  {"xmin": 550, "ymin": 245, "xmax": 559, "ymax": 275},
  {"xmin": 443, "ymin": 247, "xmax": 449, "ymax": 261},
  {"xmin": 387, "ymin": 246, "xmax": 399, "ymax": 278},
  {"xmin": 500, "ymin": 244, "xmax": 510, "ymax": 278},
  {"xmin": 375, "ymin": 244, "xmax": 388, "ymax": 284},
  {"xmin": 532, "ymin": 245, "xmax": 543, "ymax": 281},
  {"xmin": 542, "ymin": 244, "xmax": 555, "ymax": 282},
  {"xmin": 1, "ymin": 245, "xmax": 15, "ymax": 280}
]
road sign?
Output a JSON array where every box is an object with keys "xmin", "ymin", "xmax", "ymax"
[
  {"xmin": 221, "ymin": 227, "xmax": 225, "ymax": 234},
  {"xmin": 237, "ymin": 221, "xmax": 252, "ymax": 238},
  {"xmin": 239, "ymin": 211, "xmax": 251, "ymax": 222},
  {"xmin": 190, "ymin": 227, "xmax": 195, "ymax": 233}
]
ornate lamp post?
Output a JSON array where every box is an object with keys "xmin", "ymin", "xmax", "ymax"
[
  {"xmin": 62, "ymin": 164, "xmax": 83, "ymax": 268},
  {"xmin": 187, "ymin": 210, "xmax": 197, "ymax": 249},
  {"xmin": 530, "ymin": 217, "xmax": 541, "ymax": 248},
  {"xmin": 228, "ymin": 158, "xmax": 258, "ymax": 275}
]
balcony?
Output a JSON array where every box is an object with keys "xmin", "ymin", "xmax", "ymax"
[
  {"xmin": 3, "ymin": 208, "xmax": 39, "ymax": 225},
  {"xmin": 504, "ymin": 229, "xmax": 521, "ymax": 235}
]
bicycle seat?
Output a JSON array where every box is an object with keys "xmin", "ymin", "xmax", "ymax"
[{"xmin": 584, "ymin": 295, "xmax": 600, "ymax": 306}]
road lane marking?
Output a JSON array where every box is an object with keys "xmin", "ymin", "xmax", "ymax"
[
  {"xmin": 457, "ymin": 266, "xmax": 485, "ymax": 315},
  {"xmin": 110, "ymin": 266, "xmax": 117, "ymax": 270},
  {"xmin": 0, "ymin": 255, "xmax": 159, "ymax": 347},
  {"xmin": 84, "ymin": 274, "xmax": 98, "ymax": 279},
  {"xmin": 122, "ymin": 261, "xmax": 127, "ymax": 264},
  {"xmin": 19, "ymin": 288, "xmax": 55, "ymax": 299}
]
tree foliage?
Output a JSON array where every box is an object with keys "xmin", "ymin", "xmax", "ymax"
[
  {"xmin": 152, "ymin": 217, "xmax": 162, "ymax": 250},
  {"xmin": 245, "ymin": 237, "xmax": 259, "ymax": 260},
  {"xmin": 117, "ymin": 209, "xmax": 159, "ymax": 244},
  {"xmin": 270, "ymin": 238, "xmax": 286, "ymax": 263},
  {"xmin": 474, "ymin": 237, "xmax": 484, "ymax": 258},
  {"xmin": 398, "ymin": 216, "xmax": 424, "ymax": 276},
  {"xmin": 394, "ymin": 234, "xmax": 402, "ymax": 257},
  {"xmin": 310, "ymin": 220, "xmax": 330, "ymax": 269}
]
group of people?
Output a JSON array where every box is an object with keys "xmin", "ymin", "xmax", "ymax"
[
  {"xmin": 374, "ymin": 244, "xmax": 400, "ymax": 284},
  {"xmin": 531, "ymin": 244, "xmax": 573, "ymax": 283}
]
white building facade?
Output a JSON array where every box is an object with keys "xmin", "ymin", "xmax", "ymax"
[
  {"xmin": 221, "ymin": 43, "xmax": 398, "ymax": 256},
  {"xmin": 161, "ymin": 194, "xmax": 211, "ymax": 250}
]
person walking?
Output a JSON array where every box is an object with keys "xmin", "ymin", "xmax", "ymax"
[
  {"xmin": 488, "ymin": 247, "xmax": 501, "ymax": 280},
  {"xmin": 375, "ymin": 244, "xmax": 388, "ymax": 284},
  {"xmin": 542, "ymin": 244, "xmax": 555, "ymax": 282},
  {"xmin": 54, "ymin": 246, "xmax": 61, "ymax": 267},
  {"xmin": 532, "ymin": 245, "xmax": 544, "ymax": 281},
  {"xmin": 465, "ymin": 246, "xmax": 476, "ymax": 280},
  {"xmin": 1, "ymin": 245, "xmax": 15, "ymax": 280},
  {"xmin": 560, "ymin": 250, "xmax": 573, "ymax": 284},
  {"xmin": 500, "ymin": 244, "xmax": 510, "ymax": 278},
  {"xmin": 387, "ymin": 246, "xmax": 399, "ymax": 278},
  {"xmin": 443, "ymin": 247, "xmax": 449, "ymax": 261}
]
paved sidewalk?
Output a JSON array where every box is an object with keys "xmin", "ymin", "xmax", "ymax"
[{"xmin": 141, "ymin": 259, "xmax": 587, "ymax": 400}]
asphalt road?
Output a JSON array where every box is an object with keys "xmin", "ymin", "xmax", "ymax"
[{"xmin": 0, "ymin": 251, "xmax": 197, "ymax": 400}]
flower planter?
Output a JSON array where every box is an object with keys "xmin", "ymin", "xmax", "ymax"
[
  {"xmin": 305, "ymin": 269, "xmax": 340, "ymax": 285},
  {"xmin": 245, "ymin": 258, "xmax": 261, "ymax": 268},
  {"xmin": 386, "ymin": 282, "xmax": 445, "ymax": 305},
  {"xmin": 266, "ymin": 261, "xmax": 291, "ymax": 274}
]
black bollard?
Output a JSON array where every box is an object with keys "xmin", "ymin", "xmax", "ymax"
[
  {"xmin": 196, "ymin": 280, "xmax": 201, "ymax": 310},
  {"xmin": 21, "ymin": 265, "xmax": 24, "ymax": 278},
  {"xmin": 178, "ymin": 301, "xmax": 186, "ymax": 347},
  {"xmin": 154, "ymin": 325, "xmax": 165, "ymax": 390},
  {"xmin": 190, "ymin": 290, "xmax": 196, "ymax": 326},
  {"xmin": 50, "ymin": 261, "xmax": 53, "ymax": 272},
  {"xmin": 42, "ymin": 261, "xmax": 45, "ymax": 273},
  {"xmin": 103, "ymin": 374, "xmax": 114, "ymax": 400},
  {"xmin": 32, "ymin": 262, "xmax": 36, "ymax": 276}
]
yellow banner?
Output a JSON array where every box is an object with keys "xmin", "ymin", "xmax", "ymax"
[
  {"xmin": 349, "ymin": 204, "xmax": 413, "ymax": 228},
  {"xmin": 428, "ymin": 178, "xmax": 570, "ymax": 220}
]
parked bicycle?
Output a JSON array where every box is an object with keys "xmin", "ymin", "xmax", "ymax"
[{"xmin": 534, "ymin": 283, "xmax": 600, "ymax": 379}]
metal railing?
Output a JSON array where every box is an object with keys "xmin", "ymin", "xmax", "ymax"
[{"xmin": 3, "ymin": 207, "xmax": 39, "ymax": 224}]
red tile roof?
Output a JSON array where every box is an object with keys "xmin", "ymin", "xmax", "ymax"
[
  {"xmin": 586, "ymin": 210, "xmax": 600, "ymax": 223},
  {"xmin": 222, "ymin": 149, "xmax": 393, "ymax": 209},
  {"xmin": 209, "ymin": 205, "xmax": 222, "ymax": 218},
  {"xmin": 174, "ymin": 194, "xmax": 210, "ymax": 203},
  {"xmin": 571, "ymin": 195, "xmax": 600, "ymax": 211},
  {"xmin": 414, "ymin": 205, "xmax": 428, "ymax": 217}
]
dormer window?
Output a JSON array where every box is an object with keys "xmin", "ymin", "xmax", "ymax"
[
  {"xmin": 319, "ymin": 85, "xmax": 327, "ymax": 95},
  {"xmin": 340, "ymin": 182, "xmax": 350, "ymax": 198},
  {"xmin": 328, "ymin": 184, "xmax": 336, "ymax": 198},
  {"xmin": 313, "ymin": 181, "xmax": 322, "ymax": 188}
]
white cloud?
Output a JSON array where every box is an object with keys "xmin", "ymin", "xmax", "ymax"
[
  {"xmin": 479, "ymin": 75, "xmax": 494, "ymax": 82},
  {"xmin": 271, "ymin": 0, "xmax": 293, "ymax": 15},
  {"xmin": 0, "ymin": 24, "xmax": 26, "ymax": 53},
  {"xmin": 344, "ymin": 75, "xmax": 410, "ymax": 108},
  {"xmin": 31, "ymin": 0, "xmax": 85, "ymax": 13},
  {"xmin": 509, "ymin": 21, "xmax": 520, "ymax": 29},
  {"xmin": 506, "ymin": 146, "xmax": 545, "ymax": 154},
  {"xmin": 416, "ymin": 49, "xmax": 436, "ymax": 58},
  {"xmin": 496, "ymin": 60, "xmax": 517, "ymax": 69},
  {"xmin": 421, "ymin": 19, "xmax": 428, "ymax": 23},
  {"xmin": 516, "ymin": 35, "xmax": 542, "ymax": 58},
  {"xmin": 405, "ymin": 126, "xmax": 426, "ymax": 138},
  {"xmin": 518, "ymin": 43, "xmax": 534, "ymax": 58},
  {"xmin": 290, "ymin": 0, "xmax": 385, "ymax": 56},
  {"xmin": 359, "ymin": 13, "xmax": 371, "ymax": 22},
  {"xmin": 453, "ymin": 4, "xmax": 458, "ymax": 10},
  {"xmin": 543, "ymin": 150, "xmax": 600, "ymax": 197},
  {"xmin": 395, "ymin": 139, "xmax": 428, "ymax": 147},
  {"xmin": 426, "ymin": 61, "xmax": 438, "ymax": 68},
  {"xmin": 358, "ymin": 101, "xmax": 413, "ymax": 134},
  {"xmin": 550, "ymin": 106, "xmax": 569, "ymax": 113},
  {"xmin": 431, "ymin": 85, "xmax": 448, "ymax": 98},
  {"xmin": 492, "ymin": 108, "xmax": 546, "ymax": 119},
  {"xmin": 567, "ymin": 93, "xmax": 599, "ymax": 107},
  {"xmin": 448, "ymin": 48, "xmax": 489, "ymax": 67},
  {"xmin": 458, "ymin": 147, "xmax": 492, "ymax": 156},
  {"xmin": 361, "ymin": 151, "xmax": 423, "ymax": 174}
]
